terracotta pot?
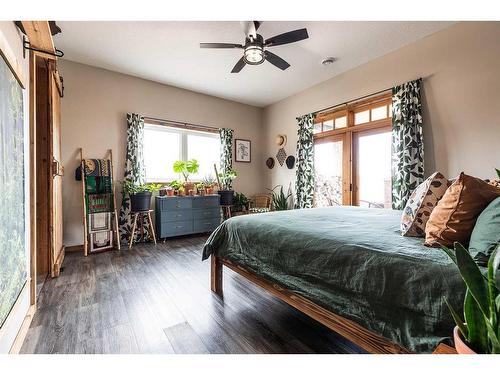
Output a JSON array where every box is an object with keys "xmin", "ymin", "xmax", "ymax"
[
  {"xmin": 205, "ymin": 187, "xmax": 213, "ymax": 195},
  {"xmin": 188, "ymin": 189, "xmax": 195, "ymax": 196},
  {"xmin": 166, "ymin": 189, "xmax": 174, "ymax": 197},
  {"xmin": 454, "ymin": 326, "xmax": 476, "ymax": 354}
]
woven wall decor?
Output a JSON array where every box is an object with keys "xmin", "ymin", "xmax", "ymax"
[
  {"xmin": 276, "ymin": 148, "xmax": 287, "ymax": 166},
  {"xmin": 266, "ymin": 157, "xmax": 275, "ymax": 169}
]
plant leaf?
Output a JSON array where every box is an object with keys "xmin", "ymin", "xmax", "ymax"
[
  {"xmin": 444, "ymin": 297, "xmax": 468, "ymax": 338},
  {"xmin": 464, "ymin": 289, "xmax": 489, "ymax": 353},
  {"xmin": 441, "ymin": 245, "xmax": 457, "ymax": 265},
  {"xmin": 455, "ymin": 242, "xmax": 490, "ymax": 317},
  {"xmin": 496, "ymin": 168, "xmax": 500, "ymax": 179}
]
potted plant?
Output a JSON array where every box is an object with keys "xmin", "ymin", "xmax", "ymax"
[
  {"xmin": 165, "ymin": 187, "xmax": 175, "ymax": 197},
  {"xmin": 168, "ymin": 180, "xmax": 182, "ymax": 196},
  {"xmin": 217, "ymin": 169, "xmax": 237, "ymax": 206},
  {"xmin": 441, "ymin": 243, "xmax": 500, "ymax": 354},
  {"xmin": 173, "ymin": 159, "xmax": 199, "ymax": 193},
  {"xmin": 267, "ymin": 185, "xmax": 292, "ymax": 211},
  {"xmin": 202, "ymin": 175, "xmax": 216, "ymax": 195},
  {"xmin": 122, "ymin": 181, "xmax": 163, "ymax": 211},
  {"xmin": 233, "ymin": 192, "xmax": 249, "ymax": 213},
  {"xmin": 196, "ymin": 182, "xmax": 205, "ymax": 196}
]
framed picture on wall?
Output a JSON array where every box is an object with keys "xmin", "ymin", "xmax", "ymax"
[{"xmin": 235, "ymin": 139, "xmax": 251, "ymax": 163}]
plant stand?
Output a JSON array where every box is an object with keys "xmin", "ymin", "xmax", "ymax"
[
  {"xmin": 129, "ymin": 209, "xmax": 157, "ymax": 249},
  {"xmin": 79, "ymin": 148, "xmax": 120, "ymax": 256}
]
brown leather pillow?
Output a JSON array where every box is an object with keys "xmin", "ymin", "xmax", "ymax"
[{"xmin": 425, "ymin": 172, "xmax": 500, "ymax": 247}]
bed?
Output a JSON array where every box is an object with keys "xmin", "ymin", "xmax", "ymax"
[{"xmin": 202, "ymin": 206, "xmax": 467, "ymax": 353}]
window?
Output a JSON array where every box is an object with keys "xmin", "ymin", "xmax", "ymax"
[
  {"xmin": 143, "ymin": 123, "xmax": 220, "ymax": 182},
  {"xmin": 313, "ymin": 93, "xmax": 392, "ymax": 208}
]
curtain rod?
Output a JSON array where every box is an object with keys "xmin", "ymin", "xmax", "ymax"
[
  {"xmin": 304, "ymin": 77, "xmax": 422, "ymax": 118},
  {"xmin": 143, "ymin": 116, "xmax": 223, "ymax": 133}
]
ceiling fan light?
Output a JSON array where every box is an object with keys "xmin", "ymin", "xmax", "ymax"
[{"xmin": 244, "ymin": 46, "xmax": 264, "ymax": 65}]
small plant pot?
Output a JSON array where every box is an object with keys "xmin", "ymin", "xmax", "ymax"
[
  {"xmin": 198, "ymin": 189, "xmax": 205, "ymax": 196},
  {"xmin": 188, "ymin": 189, "xmax": 195, "ymax": 196},
  {"xmin": 218, "ymin": 190, "xmax": 234, "ymax": 206},
  {"xmin": 205, "ymin": 187, "xmax": 213, "ymax": 195},
  {"xmin": 130, "ymin": 192, "xmax": 152, "ymax": 212},
  {"xmin": 166, "ymin": 189, "xmax": 175, "ymax": 197},
  {"xmin": 453, "ymin": 326, "xmax": 476, "ymax": 354}
]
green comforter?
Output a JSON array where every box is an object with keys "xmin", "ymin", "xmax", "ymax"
[{"xmin": 202, "ymin": 206, "xmax": 466, "ymax": 353}]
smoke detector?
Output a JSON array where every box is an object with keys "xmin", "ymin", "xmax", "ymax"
[{"xmin": 321, "ymin": 57, "xmax": 337, "ymax": 66}]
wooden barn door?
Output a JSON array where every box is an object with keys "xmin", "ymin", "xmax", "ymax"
[{"xmin": 48, "ymin": 62, "xmax": 64, "ymax": 277}]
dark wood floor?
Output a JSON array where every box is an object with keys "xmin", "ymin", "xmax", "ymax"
[{"xmin": 21, "ymin": 235, "xmax": 363, "ymax": 354}]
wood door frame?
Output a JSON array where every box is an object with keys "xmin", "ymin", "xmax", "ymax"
[{"xmin": 313, "ymin": 93, "xmax": 392, "ymax": 207}]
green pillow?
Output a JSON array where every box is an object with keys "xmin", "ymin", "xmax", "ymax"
[{"xmin": 469, "ymin": 196, "xmax": 500, "ymax": 266}]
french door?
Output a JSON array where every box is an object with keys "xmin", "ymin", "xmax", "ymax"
[
  {"xmin": 314, "ymin": 133, "xmax": 351, "ymax": 207},
  {"xmin": 313, "ymin": 93, "xmax": 392, "ymax": 208},
  {"xmin": 353, "ymin": 128, "xmax": 392, "ymax": 208}
]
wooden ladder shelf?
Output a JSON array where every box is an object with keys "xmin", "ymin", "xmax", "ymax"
[{"xmin": 79, "ymin": 148, "xmax": 121, "ymax": 256}]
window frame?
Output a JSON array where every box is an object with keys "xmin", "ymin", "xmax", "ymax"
[
  {"xmin": 313, "ymin": 92, "xmax": 392, "ymax": 207},
  {"xmin": 143, "ymin": 122, "xmax": 220, "ymax": 183}
]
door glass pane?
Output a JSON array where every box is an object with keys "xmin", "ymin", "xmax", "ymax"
[
  {"xmin": 335, "ymin": 116, "xmax": 347, "ymax": 128},
  {"xmin": 357, "ymin": 131, "xmax": 392, "ymax": 208},
  {"xmin": 314, "ymin": 140, "xmax": 343, "ymax": 207},
  {"xmin": 144, "ymin": 126, "xmax": 180, "ymax": 181},
  {"xmin": 187, "ymin": 133, "xmax": 220, "ymax": 180},
  {"xmin": 371, "ymin": 105, "xmax": 387, "ymax": 121},
  {"xmin": 322, "ymin": 120, "xmax": 334, "ymax": 132},
  {"xmin": 313, "ymin": 122, "xmax": 322, "ymax": 134},
  {"xmin": 354, "ymin": 110, "xmax": 370, "ymax": 125}
]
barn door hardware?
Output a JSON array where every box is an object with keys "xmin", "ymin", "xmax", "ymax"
[{"xmin": 23, "ymin": 35, "xmax": 64, "ymax": 59}]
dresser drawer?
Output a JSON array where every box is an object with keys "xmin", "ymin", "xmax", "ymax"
[
  {"xmin": 160, "ymin": 197, "xmax": 192, "ymax": 211},
  {"xmin": 194, "ymin": 217, "xmax": 221, "ymax": 233},
  {"xmin": 159, "ymin": 209, "xmax": 193, "ymax": 223},
  {"xmin": 159, "ymin": 220, "xmax": 194, "ymax": 238},
  {"xmin": 193, "ymin": 208, "xmax": 220, "ymax": 220},
  {"xmin": 192, "ymin": 196, "xmax": 220, "ymax": 209}
]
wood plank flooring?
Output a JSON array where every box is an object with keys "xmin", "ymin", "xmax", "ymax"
[{"xmin": 20, "ymin": 235, "xmax": 364, "ymax": 354}]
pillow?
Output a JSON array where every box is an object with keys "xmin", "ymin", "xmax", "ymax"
[
  {"xmin": 425, "ymin": 172, "xmax": 500, "ymax": 247},
  {"xmin": 468, "ymin": 197, "xmax": 500, "ymax": 266},
  {"xmin": 400, "ymin": 172, "xmax": 450, "ymax": 237}
]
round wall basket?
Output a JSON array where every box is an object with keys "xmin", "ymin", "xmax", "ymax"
[
  {"xmin": 275, "ymin": 134, "xmax": 287, "ymax": 148},
  {"xmin": 266, "ymin": 157, "xmax": 275, "ymax": 169},
  {"xmin": 285, "ymin": 155, "xmax": 296, "ymax": 169}
]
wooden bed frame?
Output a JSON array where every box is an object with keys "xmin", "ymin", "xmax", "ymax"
[{"xmin": 211, "ymin": 255, "xmax": 412, "ymax": 354}]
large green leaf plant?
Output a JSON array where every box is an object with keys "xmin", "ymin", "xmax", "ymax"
[{"xmin": 442, "ymin": 243, "xmax": 500, "ymax": 353}]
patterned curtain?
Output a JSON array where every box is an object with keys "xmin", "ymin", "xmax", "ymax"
[
  {"xmin": 118, "ymin": 113, "xmax": 151, "ymax": 244},
  {"xmin": 294, "ymin": 113, "xmax": 316, "ymax": 209},
  {"xmin": 219, "ymin": 128, "xmax": 233, "ymax": 189},
  {"xmin": 391, "ymin": 79, "xmax": 425, "ymax": 210}
]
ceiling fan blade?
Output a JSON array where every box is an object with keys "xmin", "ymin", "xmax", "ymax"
[
  {"xmin": 241, "ymin": 21, "xmax": 260, "ymax": 39},
  {"xmin": 200, "ymin": 43, "xmax": 243, "ymax": 49},
  {"xmin": 265, "ymin": 51, "xmax": 290, "ymax": 70},
  {"xmin": 231, "ymin": 57, "xmax": 246, "ymax": 73},
  {"xmin": 265, "ymin": 28, "xmax": 309, "ymax": 47}
]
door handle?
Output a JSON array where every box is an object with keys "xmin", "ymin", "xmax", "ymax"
[{"xmin": 52, "ymin": 159, "xmax": 64, "ymax": 177}]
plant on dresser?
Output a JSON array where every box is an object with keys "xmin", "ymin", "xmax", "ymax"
[
  {"xmin": 442, "ymin": 243, "xmax": 500, "ymax": 354},
  {"xmin": 173, "ymin": 159, "xmax": 199, "ymax": 195}
]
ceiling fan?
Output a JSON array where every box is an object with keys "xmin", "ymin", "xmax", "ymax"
[{"xmin": 200, "ymin": 21, "xmax": 309, "ymax": 73}]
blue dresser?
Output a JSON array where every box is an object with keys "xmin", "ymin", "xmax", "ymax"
[{"xmin": 155, "ymin": 195, "xmax": 221, "ymax": 239}]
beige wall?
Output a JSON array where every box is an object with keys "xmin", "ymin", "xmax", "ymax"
[
  {"xmin": 59, "ymin": 60, "xmax": 263, "ymax": 246},
  {"xmin": 263, "ymin": 22, "xmax": 500, "ymax": 191}
]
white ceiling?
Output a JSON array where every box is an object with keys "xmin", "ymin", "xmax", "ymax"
[{"xmin": 54, "ymin": 21, "xmax": 454, "ymax": 107}]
